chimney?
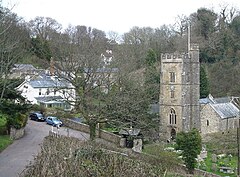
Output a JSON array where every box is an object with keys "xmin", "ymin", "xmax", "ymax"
[{"xmin": 50, "ymin": 57, "xmax": 55, "ymax": 76}]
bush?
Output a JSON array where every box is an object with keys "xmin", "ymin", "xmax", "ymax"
[
  {"xmin": 22, "ymin": 136, "xmax": 166, "ymax": 177},
  {"xmin": 0, "ymin": 114, "xmax": 8, "ymax": 135},
  {"xmin": 7, "ymin": 113, "xmax": 28, "ymax": 129},
  {"xmin": 0, "ymin": 113, "xmax": 7, "ymax": 126}
]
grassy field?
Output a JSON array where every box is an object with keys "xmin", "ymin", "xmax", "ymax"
[
  {"xmin": 201, "ymin": 130, "xmax": 238, "ymax": 176},
  {"xmin": 0, "ymin": 135, "xmax": 12, "ymax": 152}
]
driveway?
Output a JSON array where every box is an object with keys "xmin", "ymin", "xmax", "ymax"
[{"xmin": 0, "ymin": 120, "xmax": 89, "ymax": 177}]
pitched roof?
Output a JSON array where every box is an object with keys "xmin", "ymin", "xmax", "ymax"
[
  {"xmin": 35, "ymin": 96, "xmax": 63, "ymax": 102},
  {"xmin": 200, "ymin": 94, "xmax": 239, "ymax": 119},
  {"xmin": 211, "ymin": 102, "xmax": 239, "ymax": 119},
  {"xmin": 12, "ymin": 64, "xmax": 37, "ymax": 71},
  {"xmin": 29, "ymin": 75, "xmax": 72, "ymax": 88}
]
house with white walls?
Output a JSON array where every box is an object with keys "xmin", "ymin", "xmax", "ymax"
[{"xmin": 17, "ymin": 73, "xmax": 75, "ymax": 110}]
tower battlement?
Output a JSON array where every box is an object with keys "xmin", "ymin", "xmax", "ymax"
[
  {"xmin": 190, "ymin": 43, "xmax": 199, "ymax": 50},
  {"xmin": 161, "ymin": 53, "xmax": 191, "ymax": 60}
]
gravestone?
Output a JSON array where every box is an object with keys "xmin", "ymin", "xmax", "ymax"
[
  {"xmin": 132, "ymin": 139, "xmax": 142, "ymax": 153},
  {"xmin": 211, "ymin": 163, "xmax": 217, "ymax": 172},
  {"xmin": 212, "ymin": 153, "xmax": 217, "ymax": 163}
]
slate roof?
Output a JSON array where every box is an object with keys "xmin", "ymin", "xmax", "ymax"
[
  {"xmin": 13, "ymin": 64, "xmax": 37, "ymax": 71},
  {"xmin": 149, "ymin": 103, "xmax": 159, "ymax": 114},
  {"xmin": 119, "ymin": 128, "xmax": 141, "ymax": 136},
  {"xmin": 35, "ymin": 96, "xmax": 63, "ymax": 102},
  {"xmin": 199, "ymin": 98, "xmax": 212, "ymax": 104},
  {"xmin": 211, "ymin": 102, "xmax": 239, "ymax": 119},
  {"xmin": 200, "ymin": 94, "xmax": 239, "ymax": 119},
  {"xmin": 29, "ymin": 75, "xmax": 72, "ymax": 88}
]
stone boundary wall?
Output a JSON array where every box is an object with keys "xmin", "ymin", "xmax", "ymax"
[
  {"xmin": 10, "ymin": 127, "xmax": 25, "ymax": 140},
  {"xmin": 166, "ymin": 163, "xmax": 221, "ymax": 177},
  {"xmin": 63, "ymin": 119, "xmax": 121, "ymax": 145}
]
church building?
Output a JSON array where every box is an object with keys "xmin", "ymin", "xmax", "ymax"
[{"xmin": 159, "ymin": 44, "xmax": 201, "ymax": 140}]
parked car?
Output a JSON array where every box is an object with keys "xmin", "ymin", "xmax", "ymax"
[
  {"xmin": 29, "ymin": 112, "xmax": 45, "ymax": 121},
  {"xmin": 46, "ymin": 116, "xmax": 63, "ymax": 127}
]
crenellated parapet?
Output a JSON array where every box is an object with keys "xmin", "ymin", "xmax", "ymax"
[
  {"xmin": 190, "ymin": 43, "xmax": 199, "ymax": 50},
  {"xmin": 161, "ymin": 53, "xmax": 191, "ymax": 60}
]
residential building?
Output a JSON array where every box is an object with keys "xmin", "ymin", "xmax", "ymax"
[
  {"xmin": 16, "ymin": 73, "xmax": 75, "ymax": 110},
  {"xmin": 9, "ymin": 64, "xmax": 43, "ymax": 79}
]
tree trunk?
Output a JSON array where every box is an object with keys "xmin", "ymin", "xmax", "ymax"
[{"xmin": 89, "ymin": 121, "xmax": 97, "ymax": 141}]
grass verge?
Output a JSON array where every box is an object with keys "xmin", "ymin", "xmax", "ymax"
[{"xmin": 0, "ymin": 135, "xmax": 12, "ymax": 152}]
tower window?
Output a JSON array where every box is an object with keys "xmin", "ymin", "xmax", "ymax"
[
  {"xmin": 169, "ymin": 108, "xmax": 177, "ymax": 125},
  {"xmin": 207, "ymin": 120, "xmax": 209, "ymax": 126},
  {"xmin": 170, "ymin": 72, "xmax": 175, "ymax": 83},
  {"xmin": 170, "ymin": 90, "xmax": 175, "ymax": 98}
]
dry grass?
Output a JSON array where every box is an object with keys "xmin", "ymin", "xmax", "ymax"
[{"xmin": 21, "ymin": 135, "xmax": 166, "ymax": 177}]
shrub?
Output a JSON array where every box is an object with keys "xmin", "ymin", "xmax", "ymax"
[
  {"xmin": 0, "ymin": 114, "xmax": 8, "ymax": 135},
  {"xmin": 7, "ymin": 113, "xmax": 28, "ymax": 129},
  {"xmin": 22, "ymin": 136, "xmax": 166, "ymax": 177}
]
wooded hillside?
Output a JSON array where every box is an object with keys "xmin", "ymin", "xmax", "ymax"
[{"xmin": 1, "ymin": 3, "xmax": 240, "ymax": 98}]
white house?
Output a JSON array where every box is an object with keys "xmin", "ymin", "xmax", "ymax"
[{"xmin": 17, "ymin": 73, "xmax": 75, "ymax": 110}]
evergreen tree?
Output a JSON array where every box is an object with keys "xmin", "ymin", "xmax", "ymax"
[
  {"xmin": 175, "ymin": 128, "xmax": 202, "ymax": 174},
  {"xmin": 200, "ymin": 65, "xmax": 210, "ymax": 98},
  {"xmin": 144, "ymin": 49, "xmax": 160, "ymax": 102}
]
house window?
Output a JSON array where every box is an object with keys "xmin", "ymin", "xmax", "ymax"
[
  {"xmin": 54, "ymin": 89, "xmax": 57, "ymax": 95},
  {"xmin": 169, "ymin": 108, "xmax": 176, "ymax": 125},
  {"xmin": 39, "ymin": 89, "xmax": 42, "ymax": 95},
  {"xmin": 46, "ymin": 89, "xmax": 50, "ymax": 95},
  {"xmin": 207, "ymin": 120, "xmax": 209, "ymax": 126},
  {"xmin": 170, "ymin": 72, "xmax": 175, "ymax": 83}
]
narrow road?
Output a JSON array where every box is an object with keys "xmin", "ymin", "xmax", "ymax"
[{"xmin": 0, "ymin": 120, "xmax": 89, "ymax": 177}]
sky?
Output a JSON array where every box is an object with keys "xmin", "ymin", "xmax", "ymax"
[{"xmin": 2, "ymin": 0, "xmax": 240, "ymax": 34}]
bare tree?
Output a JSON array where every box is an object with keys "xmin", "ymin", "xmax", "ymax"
[
  {"xmin": 51, "ymin": 25, "xmax": 116, "ymax": 140},
  {"xmin": 0, "ymin": 6, "xmax": 29, "ymax": 100}
]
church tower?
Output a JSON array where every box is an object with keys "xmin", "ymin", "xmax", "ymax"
[{"xmin": 159, "ymin": 44, "xmax": 200, "ymax": 140}]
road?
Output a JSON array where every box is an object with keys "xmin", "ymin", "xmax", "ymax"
[{"xmin": 0, "ymin": 119, "xmax": 89, "ymax": 177}]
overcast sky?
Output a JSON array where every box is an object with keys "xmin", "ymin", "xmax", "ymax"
[{"xmin": 2, "ymin": 0, "xmax": 240, "ymax": 34}]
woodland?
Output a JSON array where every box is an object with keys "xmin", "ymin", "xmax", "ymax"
[{"xmin": 1, "ymin": 3, "xmax": 240, "ymax": 138}]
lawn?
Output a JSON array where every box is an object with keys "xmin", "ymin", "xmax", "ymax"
[{"xmin": 0, "ymin": 135, "xmax": 12, "ymax": 152}]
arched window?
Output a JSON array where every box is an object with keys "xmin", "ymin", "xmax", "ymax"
[{"xmin": 169, "ymin": 108, "xmax": 176, "ymax": 125}]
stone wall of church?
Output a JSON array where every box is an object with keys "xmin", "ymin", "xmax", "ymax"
[
  {"xmin": 200, "ymin": 104, "xmax": 220, "ymax": 134},
  {"xmin": 200, "ymin": 104, "xmax": 238, "ymax": 135},
  {"xmin": 159, "ymin": 45, "xmax": 200, "ymax": 140}
]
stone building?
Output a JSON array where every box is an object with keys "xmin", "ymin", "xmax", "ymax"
[
  {"xmin": 159, "ymin": 44, "xmax": 201, "ymax": 140},
  {"xmin": 200, "ymin": 94, "xmax": 239, "ymax": 135}
]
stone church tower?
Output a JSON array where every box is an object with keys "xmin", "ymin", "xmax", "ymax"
[{"xmin": 159, "ymin": 44, "xmax": 200, "ymax": 140}]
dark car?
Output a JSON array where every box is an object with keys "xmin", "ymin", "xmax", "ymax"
[{"xmin": 29, "ymin": 112, "xmax": 45, "ymax": 121}]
